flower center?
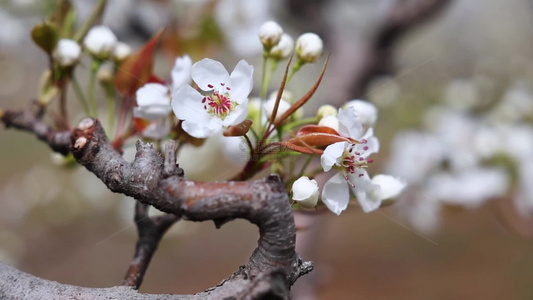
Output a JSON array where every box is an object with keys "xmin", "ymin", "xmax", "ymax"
[
  {"xmin": 340, "ymin": 140, "xmax": 373, "ymax": 187},
  {"xmin": 202, "ymin": 83, "xmax": 236, "ymax": 120}
]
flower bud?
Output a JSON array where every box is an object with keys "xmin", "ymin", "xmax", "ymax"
[
  {"xmin": 53, "ymin": 39, "xmax": 81, "ymax": 67},
  {"xmin": 269, "ymin": 33, "xmax": 294, "ymax": 60},
  {"xmin": 84, "ymin": 25, "xmax": 118, "ymax": 59},
  {"xmin": 317, "ymin": 104, "xmax": 337, "ymax": 119},
  {"xmin": 264, "ymin": 97, "xmax": 291, "ymax": 120},
  {"xmin": 113, "ymin": 41, "xmax": 132, "ymax": 62},
  {"xmin": 295, "ymin": 33, "xmax": 323, "ymax": 63},
  {"xmin": 344, "ymin": 100, "xmax": 378, "ymax": 127},
  {"xmin": 292, "ymin": 176, "xmax": 319, "ymax": 208},
  {"xmin": 318, "ymin": 115, "xmax": 339, "ymax": 131},
  {"xmin": 259, "ymin": 21, "xmax": 283, "ymax": 49},
  {"xmin": 96, "ymin": 63, "xmax": 114, "ymax": 84}
]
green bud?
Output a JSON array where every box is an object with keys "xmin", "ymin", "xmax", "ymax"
[{"xmin": 31, "ymin": 22, "xmax": 59, "ymax": 54}]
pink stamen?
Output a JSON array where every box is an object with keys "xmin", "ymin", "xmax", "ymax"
[{"xmin": 207, "ymin": 84, "xmax": 213, "ymax": 88}]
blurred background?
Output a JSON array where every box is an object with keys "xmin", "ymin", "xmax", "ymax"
[{"xmin": 2, "ymin": 0, "xmax": 533, "ymax": 299}]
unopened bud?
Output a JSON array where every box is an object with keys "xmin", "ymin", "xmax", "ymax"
[
  {"xmin": 269, "ymin": 33, "xmax": 294, "ymax": 60},
  {"xmin": 113, "ymin": 41, "xmax": 132, "ymax": 62},
  {"xmin": 318, "ymin": 115, "xmax": 339, "ymax": 132},
  {"xmin": 295, "ymin": 33, "xmax": 323, "ymax": 63},
  {"xmin": 317, "ymin": 104, "xmax": 337, "ymax": 119},
  {"xmin": 259, "ymin": 21, "xmax": 283, "ymax": 49},
  {"xmin": 292, "ymin": 176, "xmax": 319, "ymax": 208},
  {"xmin": 54, "ymin": 39, "xmax": 81, "ymax": 67},
  {"xmin": 84, "ymin": 25, "xmax": 118, "ymax": 59}
]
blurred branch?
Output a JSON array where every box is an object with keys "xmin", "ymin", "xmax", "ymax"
[
  {"xmin": 328, "ymin": 0, "xmax": 452, "ymax": 102},
  {"xmin": 0, "ymin": 109, "xmax": 312, "ymax": 299}
]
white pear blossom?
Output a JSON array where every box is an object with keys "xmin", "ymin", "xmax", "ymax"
[
  {"xmin": 259, "ymin": 21, "xmax": 283, "ymax": 49},
  {"xmin": 134, "ymin": 83, "xmax": 171, "ymax": 121},
  {"xmin": 292, "ymin": 176, "xmax": 319, "ymax": 208},
  {"xmin": 172, "ymin": 58, "xmax": 253, "ymax": 138},
  {"xmin": 113, "ymin": 41, "xmax": 132, "ymax": 61},
  {"xmin": 84, "ymin": 25, "xmax": 118, "ymax": 58},
  {"xmin": 133, "ymin": 55, "xmax": 192, "ymax": 139},
  {"xmin": 320, "ymin": 106, "xmax": 382, "ymax": 214},
  {"xmin": 295, "ymin": 33, "xmax": 323, "ymax": 63},
  {"xmin": 269, "ymin": 33, "xmax": 294, "ymax": 60},
  {"xmin": 428, "ymin": 168, "xmax": 508, "ymax": 208},
  {"xmin": 344, "ymin": 99, "xmax": 378, "ymax": 128},
  {"xmin": 54, "ymin": 39, "xmax": 81, "ymax": 67}
]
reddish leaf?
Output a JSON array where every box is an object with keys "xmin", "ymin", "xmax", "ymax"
[
  {"xmin": 286, "ymin": 132, "xmax": 352, "ymax": 149},
  {"xmin": 115, "ymin": 29, "xmax": 165, "ymax": 98},
  {"xmin": 296, "ymin": 125, "xmax": 341, "ymax": 136},
  {"xmin": 282, "ymin": 142, "xmax": 323, "ymax": 155}
]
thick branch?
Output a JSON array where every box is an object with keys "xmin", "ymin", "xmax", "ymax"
[{"xmin": 1, "ymin": 111, "xmax": 312, "ymax": 299}]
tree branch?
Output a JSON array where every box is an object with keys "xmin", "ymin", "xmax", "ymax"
[
  {"xmin": 0, "ymin": 110, "xmax": 312, "ymax": 299},
  {"xmin": 122, "ymin": 202, "xmax": 181, "ymax": 289}
]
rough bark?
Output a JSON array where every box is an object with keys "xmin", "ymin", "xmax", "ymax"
[{"xmin": 0, "ymin": 113, "xmax": 313, "ymax": 299}]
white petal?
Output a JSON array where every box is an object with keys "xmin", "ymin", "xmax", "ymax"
[
  {"xmin": 171, "ymin": 55, "xmax": 192, "ymax": 92},
  {"xmin": 221, "ymin": 99, "xmax": 249, "ymax": 126},
  {"xmin": 318, "ymin": 115, "xmax": 339, "ymax": 132},
  {"xmin": 229, "ymin": 59, "xmax": 254, "ymax": 102},
  {"xmin": 344, "ymin": 100, "xmax": 378, "ymax": 127},
  {"xmin": 292, "ymin": 176, "xmax": 319, "ymax": 208},
  {"xmin": 321, "ymin": 172, "xmax": 350, "ymax": 215},
  {"xmin": 191, "ymin": 58, "xmax": 230, "ymax": 91},
  {"xmin": 171, "ymin": 85, "xmax": 209, "ymax": 123},
  {"xmin": 371, "ymin": 174, "xmax": 407, "ymax": 200},
  {"xmin": 141, "ymin": 119, "xmax": 171, "ymax": 140},
  {"xmin": 338, "ymin": 106, "xmax": 364, "ymax": 139},
  {"xmin": 182, "ymin": 119, "xmax": 221, "ymax": 138},
  {"xmin": 361, "ymin": 128, "xmax": 380, "ymax": 157},
  {"xmin": 321, "ymin": 142, "xmax": 346, "ymax": 172},
  {"xmin": 350, "ymin": 169, "xmax": 381, "ymax": 213},
  {"xmin": 136, "ymin": 83, "xmax": 170, "ymax": 107},
  {"xmin": 133, "ymin": 105, "xmax": 170, "ymax": 121}
]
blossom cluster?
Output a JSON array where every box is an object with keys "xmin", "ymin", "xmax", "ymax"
[{"xmin": 384, "ymin": 79, "xmax": 533, "ymax": 232}]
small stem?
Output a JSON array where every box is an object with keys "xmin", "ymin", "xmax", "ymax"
[
  {"xmin": 260, "ymin": 53, "xmax": 269, "ymax": 100},
  {"xmin": 287, "ymin": 59, "xmax": 303, "ymax": 84},
  {"xmin": 58, "ymin": 81, "xmax": 70, "ymax": 130},
  {"xmin": 88, "ymin": 60, "xmax": 101, "ymax": 117},
  {"xmin": 244, "ymin": 134, "xmax": 254, "ymax": 159},
  {"xmin": 71, "ymin": 75, "xmax": 90, "ymax": 115},
  {"xmin": 103, "ymin": 83, "xmax": 116, "ymax": 135},
  {"xmin": 73, "ymin": 0, "xmax": 107, "ymax": 42},
  {"xmin": 297, "ymin": 155, "xmax": 314, "ymax": 178},
  {"xmin": 282, "ymin": 117, "xmax": 319, "ymax": 132}
]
